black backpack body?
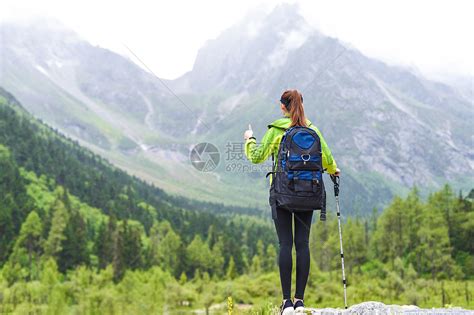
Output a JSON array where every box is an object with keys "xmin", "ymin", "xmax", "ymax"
[{"xmin": 269, "ymin": 125, "xmax": 326, "ymax": 219}]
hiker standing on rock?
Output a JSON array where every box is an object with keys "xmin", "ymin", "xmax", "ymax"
[{"xmin": 244, "ymin": 89, "xmax": 340, "ymax": 314}]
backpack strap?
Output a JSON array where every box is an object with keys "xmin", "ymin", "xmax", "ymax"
[
  {"xmin": 267, "ymin": 124, "xmax": 287, "ymax": 130},
  {"xmin": 265, "ymin": 121, "xmax": 314, "ymax": 179},
  {"xmin": 265, "ymin": 124, "xmax": 286, "ymax": 180},
  {"xmin": 267, "ymin": 121, "xmax": 313, "ymax": 130}
]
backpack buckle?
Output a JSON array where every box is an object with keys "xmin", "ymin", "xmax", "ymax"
[
  {"xmin": 301, "ymin": 154, "xmax": 311, "ymax": 161},
  {"xmin": 301, "ymin": 154, "xmax": 311, "ymax": 165}
]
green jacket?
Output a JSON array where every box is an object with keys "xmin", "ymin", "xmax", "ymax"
[{"xmin": 244, "ymin": 117, "xmax": 338, "ymax": 177}]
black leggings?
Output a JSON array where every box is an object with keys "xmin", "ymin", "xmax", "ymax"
[{"xmin": 273, "ymin": 207, "xmax": 313, "ymax": 300}]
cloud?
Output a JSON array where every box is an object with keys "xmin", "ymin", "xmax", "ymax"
[
  {"xmin": 267, "ymin": 25, "xmax": 312, "ymax": 68},
  {"xmin": 2, "ymin": 0, "xmax": 473, "ymax": 79}
]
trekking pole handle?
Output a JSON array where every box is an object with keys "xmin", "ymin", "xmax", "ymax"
[{"xmin": 330, "ymin": 174, "xmax": 340, "ymax": 196}]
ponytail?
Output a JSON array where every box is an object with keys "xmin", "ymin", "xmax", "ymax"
[{"xmin": 280, "ymin": 89, "xmax": 306, "ymax": 127}]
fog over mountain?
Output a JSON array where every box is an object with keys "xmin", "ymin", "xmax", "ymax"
[{"xmin": 1, "ymin": 4, "xmax": 472, "ymax": 214}]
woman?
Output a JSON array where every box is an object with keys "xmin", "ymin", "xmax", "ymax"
[{"xmin": 244, "ymin": 89, "xmax": 339, "ymax": 314}]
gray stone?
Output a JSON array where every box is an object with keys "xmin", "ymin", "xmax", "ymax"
[{"xmin": 307, "ymin": 301, "xmax": 473, "ymax": 315}]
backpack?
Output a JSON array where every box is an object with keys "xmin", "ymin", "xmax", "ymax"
[{"xmin": 267, "ymin": 125, "xmax": 326, "ymax": 220}]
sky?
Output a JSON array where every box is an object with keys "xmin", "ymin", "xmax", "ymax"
[{"xmin": 1, "ymin": 0, "xmax": 473, "ymax": 81}]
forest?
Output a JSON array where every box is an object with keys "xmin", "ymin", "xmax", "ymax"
[{"xmin": 0, "ymin": 88, "xmax": 473, "ymax": 313}]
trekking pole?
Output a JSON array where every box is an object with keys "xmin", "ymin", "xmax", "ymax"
[{"xmin": 330, "ymin": 174, "xmax": 348, "ymax": 309}]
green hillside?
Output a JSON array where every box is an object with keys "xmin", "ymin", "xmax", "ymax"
[
  {"xmin": 0, "ymin": 87, "xmax": 473, "ymax": 313},
  {"xmin": 0, "ymin": 87, "xmax": 275, "ymax": 273}
]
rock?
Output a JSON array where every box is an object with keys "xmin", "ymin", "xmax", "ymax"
[{"xmin": 307, "ymin": 301, "xmax": 473, "ymax": 315}]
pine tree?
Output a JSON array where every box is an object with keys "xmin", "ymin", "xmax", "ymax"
[
  {"xmin": 255, "ymin": 239, "xmax": 265, "ymax": 271},
  {"xmin": 112, "ymin": 222, "xmax": 125, "ymax": 282},
  {"xmin": 148, "ymin": 221, "xmax": 161, "ymax": 266},
  {"xmin": 0, "ymin": 145, "xmax": 30, "ymax": 263},
  {"xmin": 345, "ymin": 218, "xmax": 367, "ymax": 274},
  {"xmin": 250, "ymin": 255, "xmax": 261, "ymax": 274},
  {"xmin": 415, "ymin": 201, "xmax": 458, "ymax": 279},
  {"xmin": 148, "ymin": 220, "xmax": 182, "ymax": 275},
  {"xmin": 0, "ymin": 194, "xmax": 17, "ymax": 262},
  {"xmin": 226, "ymin": 256, "xmax": 237, "ymax": 279},
  {"xmin": 263, "ymin": 244, "xmax": 277, "ymax": 272},
  {"xmin": 210, "ymin": 236, "xmax": 225, "ymax": 277},
  {"xmin": 373, "ymin": 197, "xmax": 408, "ymax": 267},
  {"xmin": 186, "ymin": 235, "xmax": 212, "ymax": 276},
  {"xmin": 95, "ymin": 215, "xmax": 117, "ymax": 269},
  {"xmin": 179, "ymin": 272, "xmax": 187, "ymax": 284},
  {"xmin": 43, "ymin": 199, "xmax": 68, "ymax": 258},
  {"xmin": 4, "ymin": 211, "xmax": 43, "ymax": 283},
  {"xmin": 95, "ymin": 220, "xmax": 111, "ymax": 269},
  {"xmin": 122, "ymin": 220, "xmax": 144, "ymax": 270},
  {"xmin": 58, "ymin": 205, "xmax": 89, "ymax": 272},
  {"xmin": 206, "ymin": 225, "xmax": 217, "ymax": 248},
  {"xmin": 311, "ymin": 215, "xmax": 339, "ymax": 272}
]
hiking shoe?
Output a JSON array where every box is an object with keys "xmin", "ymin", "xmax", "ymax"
[
  {"xmin": 294, "ymin": 300, "xmax": 305, "ymax": 313},
  {"xmin": 280, "ymin": 299, "xmax": 294, "ymax": 315}
]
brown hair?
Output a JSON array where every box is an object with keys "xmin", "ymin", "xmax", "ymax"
[{"xmin": 281, "ymin": 89, "xmax": 306, "ymax": 127}]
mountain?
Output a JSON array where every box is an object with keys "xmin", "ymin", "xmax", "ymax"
[
  {"xmin": 0, "ymin": 17, "xmax": 266, "ymax": 209},
  {"xmin": 176, "ymin": 3, "xmax": 473, "ymax": 184},
  {"xmin": 0, "ymin": 86, "xmax": 274, "ymax": 274},
  {"xmin": 1, "ymin": 5, "xmax": 472, "ymax": 215}
]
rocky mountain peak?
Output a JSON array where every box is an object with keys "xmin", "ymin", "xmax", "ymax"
[{"xmin": 1, "ymin": 11, "xmax": 472, "ymax": 212}]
